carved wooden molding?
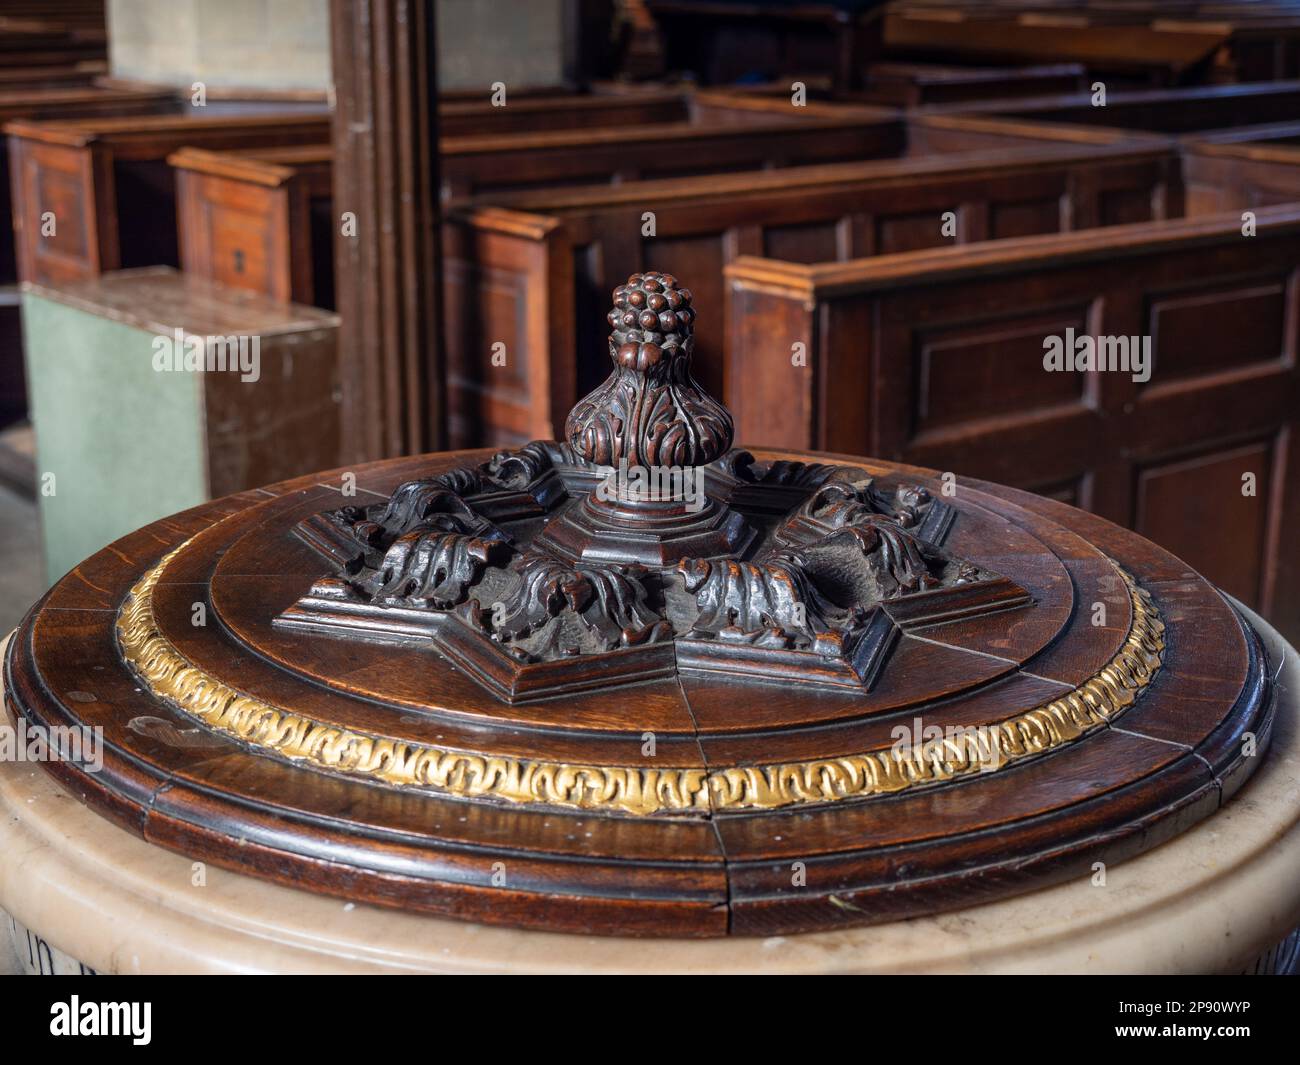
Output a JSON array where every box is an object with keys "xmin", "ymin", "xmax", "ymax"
[
  {"xmin": 121, "ymin": 543, "xmax": 1163, "ymax": 814},
  {"xmin": 276, "ymin": 272, "xmax": 1036, "ymax": 701}
]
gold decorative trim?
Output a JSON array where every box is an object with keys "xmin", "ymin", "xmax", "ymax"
[{"xmin": 117, "ymin": 545, "xmax": 1165, "ymax": 816}]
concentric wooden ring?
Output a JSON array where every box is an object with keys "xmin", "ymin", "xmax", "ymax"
[{"xmin": 3, "ymin": 450, "xmax": 1274, "ymax": 937}]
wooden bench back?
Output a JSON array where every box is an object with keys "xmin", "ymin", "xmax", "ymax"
[
  {"xmin": 1181, "ymin": 120, "xmax": 1300, "ymax": 214},
  {"xmin": 0, "ymin": 85, "xmax": 179, "ymax": 285},
  {"xmin": 437, "ymin": 90, "xmax": 692, "ymax": 137},
  {"xmin": 439, "ymin": 95, "xmax": 905, "ymax": 199},
  {"xmin": 928, "ymin": 81, "xmax": 1300, "ymax": 135},
  {"xmin": 6, "ymin": 111, "xmax": 331, "ymax": 284},
  {"xmin": 441, "ymin": 140, "xmax": 1177, "ymax": 446},
  {"xmin": 723, "ymin": 204, "xmax": 1300, "ymax": 628}
]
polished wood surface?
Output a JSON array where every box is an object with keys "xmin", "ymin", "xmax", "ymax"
[
  {"xmin": 444, "ymin": 139, "xmax": 1176, "ymax": 445},
  {"xmin": 440, "ymin": 93, "xmax": 903, "ymax": 200},
  {"xmin": 2, "ymin": 445, "xmax": 1273, "ymax": 937},
  {"xmin": 1182, "ymin": 120, "xmax": 1300, "ymax": 212},
  {"xmin": 926, "ymin": 80, "xmax": 1300, "ymax": 136},
  {"xmin": 724, "ymin": 204, "xmax": 1300, "ymax": 637},
  {"xmin": 5, "ymin": 111, "xmax": 330, "ymax": 286}
]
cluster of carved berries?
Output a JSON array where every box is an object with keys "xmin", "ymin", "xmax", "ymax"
[{"xmin": 607, "ymin": 272, "xmax": 695, "ymax": 343}]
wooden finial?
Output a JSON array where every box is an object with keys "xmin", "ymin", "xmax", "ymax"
[{"xmin": 566, "ymin": 271, "xmax": 733, "ymax": 470}]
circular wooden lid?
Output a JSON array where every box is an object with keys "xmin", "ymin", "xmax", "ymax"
[
  {"xmin": 2, "ymin": 274, "xmax": 1277, "ymax": 937},
  {"xmin": 3, "ymin": 446, "xmax": 1274, "ymax": 937}
]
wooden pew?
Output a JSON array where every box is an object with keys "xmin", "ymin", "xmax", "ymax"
[
  {"xmin": 5, "ymin": 111, "xmax": 330, "ymax": 285},
  {"xmin": 0, "ymin": 61, "xmax": 107, "ymax": 88},
  {"xmin": 883, "ymin": 4, "xmax": 1229, "ymax": 85},
  {"xmin": 439, "ymin": 92, "xmax": 904, "ymax": 199},
  {"xmin": 644, "ymin": 0, "xmax": 886, "ymax": 91},
  {"xmin": 926, "ymin": 81, "xmax": 1300, "ymax": 136},
  {"xmin": 437, "ymin": 89, "xmax": 692, "ymax": 136},
  {"xmin": 172, "ymin": 145, "xmax": 333, "ymax": 308},
  {"xmin": 0, "ymin": 17, "xmax": 107, "ymax": 69},
  {"xmin": 440, "ymin": 140, "xmax": 1175, "ymax": 446},
  {"xmin": 0, "ymin": 86, "xmax": 179, "ymax": 284},
  {"xmin": 721, "ymin": 61, "xmax": 1086, "ymax": 106},
  {"xmin": 170, "ymin": 135, "xmax": 1176, "ymax": 447},
  {"xmin": 1181, "ymin": 120, "xmax": 1300, "ymax": 213},
  {"xmin": 0, "ymin": 84, "xmax": 179, "ymax": 426},
  {"xmin": 860, "ymin": 60, "xmax": 1085, "ymax": 106},
  {"xmin": 162, "ymin": 93, "xmax": 901, "ymax": 301},
  {"xmin": 907, "ymin": 109, "xmax": 1170, "ymax": 155},
  {"xmin": 722, "ymin": 205, "xmax": 1300, "ymax": 634},
  {"xmin": 168, "ymin": 93, "xmax": 906, "ymax": 306},
  {"xmin": 163, "ymin": 89, "xmax": 722, "ymax": 301},
  {"xmin": 885, "ymin": 2, "xmax": 1300, "ymax": 84}
]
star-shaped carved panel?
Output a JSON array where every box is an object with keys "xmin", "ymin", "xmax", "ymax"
[{"xmin": 275, "ymin": 445, "xmax": 1031, "ymax": 703}]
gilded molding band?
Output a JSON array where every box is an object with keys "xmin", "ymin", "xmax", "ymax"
[{"xmin": 116, "ymin": 545, "xmax": 1165, "ymax": 816}]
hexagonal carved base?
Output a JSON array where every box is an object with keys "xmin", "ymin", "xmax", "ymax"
[{"xmin": 531, "ymin": 488, "xmax": 756, "ymax": 567}]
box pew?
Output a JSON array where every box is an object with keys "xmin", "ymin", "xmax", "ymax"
[
  {"xmin": 860, "ymin": 60, "xmax": 1085, "ymax": 106},
  {"xmin": 439, "ymin": 140, "xmax": 1176, "ymax": 446},
  {"xmin": 903, "ymin": 112, "xmax": 1177, "ymax": 167},
  {"xmin": 169, "ymin": 139, "xmax": 1175, "ymax": 446},
  {"xmin": 0, "ymin": 61, "xmax": 107, "ymax": 89},
  {"xmin": 644, "ymin": 0, "xmax": 885, "ymax": 91},
  {"xmin": 0, "ymin": 86, "xmax": 180, "ymax": 287},
  {"xmin": 161, "ymin": 94, "xmax": 901, "ymax": 303},
  {"xmin": 882, "ymin": 5, "xmax": 1229, "ymax": 85},
  {"xmin": 172, "ymin": 145, "xmax": 334, "ymax": 308},
  {"xmin": 1181, "ymin": 121, "xmax": 1300, "ymax": 213},
  {"xmin": 439, "ymin": 93, "xmax": 904, "ymax": 199},
  {"xmin": 926, "ymin": 81, "xmax": 1300, "ymax": 137},
  {"xmin": 722, "ymin": 205, "xmax": 1300, "ymax": 632},
  {"xmin": 437, "ymin": 89, "xmax": 691, "ymax": 136},
  {"xmin": 167, "ymin": 95, "xmax": 907, "ymax": 306},
  {"xmin": 0, "ymin": 84, "xmax": 180, "ymax": 425},
  {"xmin": 885, "ymin": 2, "xmax": 1300, "ymax": 84},
  {"xmin": 5, "ymin": 111, "xmax": 331, "ymax": 286},
  {"xmin": 0, "ymin": 18, "xmax": 107, "ymax": 70}
]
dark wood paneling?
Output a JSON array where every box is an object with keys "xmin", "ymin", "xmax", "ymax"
[
  {"xmin": 1135, "ymin": 437, "xmax": 1276, "ymax": 609},
  {"xmin": 7, "ymin": 113, "xmax": 331, "ymax": 287},
  {"xmin": 443, "ymin": 142, "xmax": 1173, "ymax": 446},
  {"xmin": 990, "ymin": 196, "xmax": 1061, "ymax": 239},
  {"xmin": 725, "ymin": 207, "xmax": 1300, "ymax": 639},
  {"xmin": 913, "ymin": 307, "xmax": 1090, "ymax": 435},
  {"xmin": 1146, "ymin": 276, "xmax": 1289, "ymax": 383},
  {"xmin": 762, "ymin": 220, "xmax": 840, "ymax": 264}
]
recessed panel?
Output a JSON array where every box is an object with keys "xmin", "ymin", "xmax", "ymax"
[
  {"xmin": 1147, "ymin": 277, "xmax": 1288, "ymax": 382},
  {"xmin": 644, "ymin": 234, "xmax": 725, "ymax": 395},
  {"xmin": 1100, "ymin": 187, "xmax": 1154, "ymax": 226},
  {"xmin": 763, "ymin": 220, "xmax": 840, "ymax": 264},
  {"xmin": 1135, "ymin": 438, "xmax": 1274, "ymax": 607},
  {"xmin": 990, "ymin": 197, "xmax": 1062, "ymax": 239},
  {"xmin": 914, "ymin": 307, "xmax": 1091, "ymax": 434},
  {"xmin": 877, "ymin": 210, "xmax": 956, "ymax": 254}
]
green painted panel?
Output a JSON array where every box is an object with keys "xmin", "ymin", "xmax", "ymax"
[{"xmin": 23, "ymin": 293, "xmax": 207, "ymax": 587}]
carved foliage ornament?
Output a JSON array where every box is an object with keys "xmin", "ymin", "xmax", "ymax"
[{"xmin": 277, "ymin": 272, "xmax": 1031, "ymax": 701}]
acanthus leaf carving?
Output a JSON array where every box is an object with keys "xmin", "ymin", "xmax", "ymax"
[
  {"xmin": 357, "ymin": 530, "xmax": 508, "ymax": 607},
  {"xmin": 279, "ymin": 270, "xmax": 1030, "ymax": 702},
  {"xmin": 566, "ymin": 271, "xmax": 732, "ymax": 469}
]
